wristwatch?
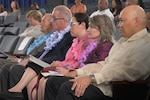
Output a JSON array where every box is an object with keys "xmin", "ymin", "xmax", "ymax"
[{"xmin": 89, "ymin": 74, "xmax": 95, "ymax": 83}]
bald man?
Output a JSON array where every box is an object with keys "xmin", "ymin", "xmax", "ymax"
[{"xmin": 42, "ymin": 5, "xmax": 150, "ymax": 100}]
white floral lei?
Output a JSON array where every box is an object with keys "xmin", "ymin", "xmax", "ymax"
[{"xmin": 44, "ymin": 25, "xmax": 70, "ymax": 51}]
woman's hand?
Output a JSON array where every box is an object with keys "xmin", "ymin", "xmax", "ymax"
[
  {"xmin": 70, "ymin": 76, "xmax": 91, "ymax": 97},
  {"xmin": 18, "ymin": 58, "xmax": 29, "ymax": 66},
  {"xmin": 56, "ymin": 67, "xmax": 69, "ymax": 75},
  {"xmin": 11, "ymin": 57, "xmax": 19, "ymax": 62},
  {"xmin": 50, "ymin": 61, "xmax": 59, "ymax": 67},
  {"xmin": 65, "ymin": 70, "xmax": 77, "ymax": 78}
]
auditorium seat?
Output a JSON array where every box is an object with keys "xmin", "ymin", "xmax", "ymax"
[
  {"xmin": 13, "ymin": 22, "xmax": 29, "ymax": 34},
  {"xmin": 0, "ymin": 16, "xmax": 4, "ymax": 24},
  {"xmin": 0, "ymin": 35, "xmax": 19, "ymax": 53},
  {"xmin": 112, "ymin": 78, "xmax": 150, "ymax": 100},
  {"xmin": 13, "ymin": 36, "xmax": 34, "ymax": 55},
  {"xmin": 0, "ymin": 15, "xmax": 18, "ymax": 27},
  {"xmin": 13, "ymin": 22, "xmax": 29, "ymax": 27},
  {"xmin": 0, "ymin": 27, "xmax": 5, "ymax": 35},
  {"xmin": 3, "ymin": 27, "xmax": 20, "ymax": 35},
  {"xmin": 0, "ymin": 35, "xmax": 4, "ymax": 43},
  {"xmin": 18, "ymin": 15, "xmax": 28, "ymax": 22},
  {"xmin": 18, "ymin": 26, "xmax": 27, "ymax": 34}
]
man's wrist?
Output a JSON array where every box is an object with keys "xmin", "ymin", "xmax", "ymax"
[{"xmin": 89, "ymin": 74, "xmax": 95, "ymax": 83}]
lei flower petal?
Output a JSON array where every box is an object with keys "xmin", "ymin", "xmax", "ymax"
[
  {"xmin": 79, "ymin": 40, "xmax": 98, "ymax": 68},
  {"xmin": 44, "ymin": 26, "xmax": 70, "ymax": 51},
  {"xmin": 26, "ymin": 33, "xmax": 52, "ymax": 55}
]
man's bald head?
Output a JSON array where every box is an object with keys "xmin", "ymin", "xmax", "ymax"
[
  {"xmin": 121, "ymin": 5, "xmax": 146, "ymax": 26},
  {"xmin": 118, "ymin": 5, "xmax": 147, "ymax": 38}
]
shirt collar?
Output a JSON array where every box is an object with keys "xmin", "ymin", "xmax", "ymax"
[
  {"xmin": 98, "ymin": 9, "xmax": 109, "ymax": 12},
  {"xmin": 124, "ymin": 28, "xmax": 148, "ymax": 42}
]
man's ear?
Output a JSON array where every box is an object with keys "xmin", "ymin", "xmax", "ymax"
[{"xmin": 134, "ymin": 17, "xmax": 140, "ymax": 27}]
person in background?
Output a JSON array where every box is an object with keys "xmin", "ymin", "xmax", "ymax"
[
  {"xmin": 30, "ymin": 2, "xmax": 39, "ymax": 10},
  {"xmin": 9, "ymin": 1, "xmax": 21, "ymax": 18},
  {"xmin": 137, "ymin": 0, "xmax": 145, "ymax": 9},
  {"xmin": 30, "ymin": 2, "xmax": 46, "ymax": 16},
  {"xmin": 42, "ymin": 5, "xmax": 150, "ymax": 100},
  {"xmin": 70, "ymin": 0, "xmax": 87, "ymax": 14},
  {"xmin": 90, "ymin": 0, "xmax": 114, "ymax": 21},
  {"xmin": 0, "ymin": 3, "xmax": 7, "ymax": 17},
  {"xmin": 126, "ymin": 0, "xmax": 145, "ymax": 9},
  {"xmin": 19, "ymin": 10, "xmax": 42, "ymax": 38},
  {"xmin": 111, "ymin": 0, "xmax": 123, "ymax": 22},
  {"xmin": 0, "ymin": 5, "xmax": 73, "ymax": 100}
]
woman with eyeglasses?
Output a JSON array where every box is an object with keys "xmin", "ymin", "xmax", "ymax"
[{"xmin": 37, "ymin": 14, "xmax": 115, "ymax": 100}]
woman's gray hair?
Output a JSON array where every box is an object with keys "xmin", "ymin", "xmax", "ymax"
[
  {"xmin": 52, "ymin": 5, "xmax": 72, "ymax": 24},
  {"xmin": 89, "ymin": 15, "xmax": 116, "ymax": 43}
]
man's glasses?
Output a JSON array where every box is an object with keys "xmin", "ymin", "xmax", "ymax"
[{"xmin": 53, "ymin": 16, "xmax": 64, "ymax": 21}]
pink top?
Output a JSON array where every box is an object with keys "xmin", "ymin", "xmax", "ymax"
[{"xmin": 57, "ymin": 34, "xmax": 94, "ymax": 69}]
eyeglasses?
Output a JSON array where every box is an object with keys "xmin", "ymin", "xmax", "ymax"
[
  {"xmin": 70, "ymin": 22, "xmax": 80, "ymax": 27},
  {"xmin": 53, "ymin": 16, "xmax": 64, "ymax": 21}
]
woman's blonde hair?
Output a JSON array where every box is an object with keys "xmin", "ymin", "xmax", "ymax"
[
  {"xmin": 89, "ymin": 15, "xmax": 116, "ymax": 43},
  {"xmin": 26, "ymin": 10, "xmax": 42, "ymax": 22}
]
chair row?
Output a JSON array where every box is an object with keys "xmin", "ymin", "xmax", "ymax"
[
  {"xmin": 0, "ymin": 35, "xmax": 34, "ymax": 57},
  {"xmin": 0, "ymin": 15, "xmax": 28, "ymax": 27},
  {"xmin": 0, "ymin": 26, "xmax": 27, "ymax": 35}
]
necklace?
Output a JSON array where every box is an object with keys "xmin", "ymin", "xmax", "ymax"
[
  {"xmin": 39, "ymin": 26, "xmax": 70, "ymax": 60},
  {"xmin": 26, "ymin": 33, "xmax": 52, "ymax": 55},
  {"xmin": 44, "ymin": 26, "xmax": 70, "ymax": 51},
  {"xmin": 79, "ymin": 40, "xmax": 98, "ymax": 67}
]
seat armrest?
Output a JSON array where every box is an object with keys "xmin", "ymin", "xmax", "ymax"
[
  {"xmin": 111, "ymin": 80, "xmax": 149, "ymax": 84},
  {"xmin": 112, "ymin": 80, "xmax": 149, "ymax": 100}
]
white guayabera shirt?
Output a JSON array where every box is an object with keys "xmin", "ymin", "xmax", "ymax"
[{"xmin": 77, "ymin": 28, "xmax": 150, "ymax": 97}]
